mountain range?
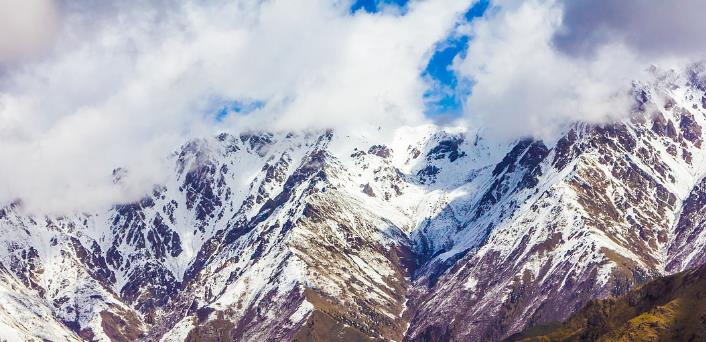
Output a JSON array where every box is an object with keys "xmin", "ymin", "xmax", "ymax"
[{"xmin": 1, "ymin": 66, "xmax": 706, "ymax": 341}]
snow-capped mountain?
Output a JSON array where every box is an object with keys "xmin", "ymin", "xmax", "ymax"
[{"xmin": 2, "ymin": 66, "xmax": 706, "ymax": 341}]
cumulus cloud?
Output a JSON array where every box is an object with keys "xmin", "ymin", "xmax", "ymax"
[
  {"xmin": 0, "ymin": 0, "xmax": 472, "ymax": 213},
  {"xmin": 5, "ymin": 0, "xmax": 704, "ymax": 213},
  {"xmin": 455, "ymin": 0, "xmax": 704, "ymax": 140}
]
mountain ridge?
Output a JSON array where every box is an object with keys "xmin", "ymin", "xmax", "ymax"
[{"xmin": 1, "ymin": 66, "xmax": 706, "ymax": 341}]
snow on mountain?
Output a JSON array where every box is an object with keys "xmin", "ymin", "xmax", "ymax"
[
  {"xmin": 1, "ymin": 66, "xmax": 706, "ymax": 341},
  {"xmin": 405, "ymin": 65, "xmax": 706, "ymax": 341}
]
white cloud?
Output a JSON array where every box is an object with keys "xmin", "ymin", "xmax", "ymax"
[
  {"xmin": 0, "ymin": 0, "xmax": 472, "ymax": 213},
  {"xmin": 455, "ymin": 0, "xmax": 638, "ymax": 140},
  {"xmin": 6, "ymin": 0, "xmax": 703, "ymax": 213},
  {"xmin": 455, "ymin": 0, "xmax": 701, "ymax": 140}
]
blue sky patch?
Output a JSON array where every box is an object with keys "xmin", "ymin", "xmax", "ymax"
[
  {"xmin": 213, "ymin": 99, "xmax": 265, "ymax": 121},
  {"xmin": 465, "ymin": 0, "xmax": 490, "ymax": 20},
  {"xmin": 350, "ymin": 0, "xmax": 409, "ymax": 14},
  {"xmin": 423, "ymin": 0, "xmax": 490, "ymax": 117}
]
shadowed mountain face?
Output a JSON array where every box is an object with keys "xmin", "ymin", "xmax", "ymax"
[
  {"xmin": 1, "ymin": 67, "xmax": 706, "ymax": 341},
  {"xmin": 508, "ymin": 262, "xmax": 706, "ymax": 342}
]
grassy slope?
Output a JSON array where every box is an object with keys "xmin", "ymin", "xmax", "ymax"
[{"xmin": 507, "ymin": 263, "xmax": 706, "ymax": 342}]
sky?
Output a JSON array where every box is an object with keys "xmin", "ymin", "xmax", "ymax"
[{"xmin": 0, "ymin": 0, "xmax": 704, "ymax": 213}]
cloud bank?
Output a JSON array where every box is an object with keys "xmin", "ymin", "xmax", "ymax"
[
  {"xmin": 0, "ymin": 0, "xmax": 472, "ymax": 213},
  {"xmin": 454, "ymin": 0, "xmax": 705, "ymax": 140},
  {"xmin": 2, "ymin": 0, "xmax": 705, "ymax": 213}
]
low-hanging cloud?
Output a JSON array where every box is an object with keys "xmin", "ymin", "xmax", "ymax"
[
  {"xmin": 4, "ymin": 0, "xmax": 705, "ymax": 214},
  {"xmin": 455, "ymin": 0, "xmax": 705, "ymax": 140},
  {"xmin": 0, "ymin": 0, "xmax": 473, "ymax": 213}
]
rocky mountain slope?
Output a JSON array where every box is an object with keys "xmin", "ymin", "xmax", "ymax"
[
  {"xmin": 1, "ymin": 66, "xmax": 706, "ymax": 341},
  {"xmin": 403, "ymin": 66, "xmax": 706, "ymax": 341},
  {"xmin": 509, "ymin": 261, "xmax": 706, "ymax": 341}
]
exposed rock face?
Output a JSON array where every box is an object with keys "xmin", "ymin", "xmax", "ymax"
[{"xmin": 2, "ymin": 68, "xmax": 706, "ymax": 341}]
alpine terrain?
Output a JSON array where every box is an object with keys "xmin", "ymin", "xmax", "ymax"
[
  {"xmin": 509, "ymin": 261, "xmax": 706, "ymax": 341},
  {"xmin": 2, "ymin": 66, "xmax": 706, "ymax": 341}
]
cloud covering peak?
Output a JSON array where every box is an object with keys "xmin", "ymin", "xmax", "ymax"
[
  {"xmin": 0, "ymin": 0, "xmax": 472, "ymax": 212},
  {"xmin": 1, "ymin": 0, "xmax": 705, "ymax": 213},
  {"xmin": 455, "ymin": 0, "xmax": 705, "ymax": 140}
]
